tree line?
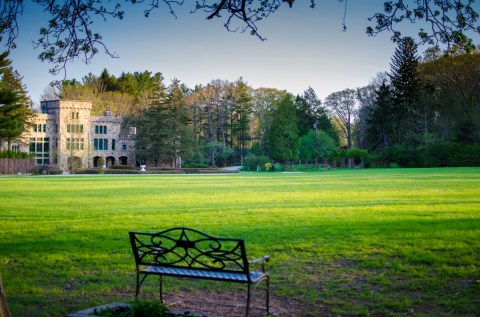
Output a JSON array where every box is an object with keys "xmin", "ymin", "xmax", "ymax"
[
  {"xmin": 43, "ymin": 71, "xmax": 339, "ymax": 168},
  {"xmin": 41, "ymin": 39, "xmax": 480, "ymax": 168},
  {"xmin": 2, "ymin": 38, "xmax": 480, "ymax": 168},
  {"xmin": 355, "ymin": 41, "xmax": 480, "ymax": 167}
]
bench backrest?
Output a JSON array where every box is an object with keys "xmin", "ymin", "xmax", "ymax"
[{"xmin": 129, "ymin": 227, "xmax": 249, "ymax": 274}]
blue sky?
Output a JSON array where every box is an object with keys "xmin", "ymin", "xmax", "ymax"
[{"xmin": 9, "ymin": 1, "xmax": 424, "ymax": 106}]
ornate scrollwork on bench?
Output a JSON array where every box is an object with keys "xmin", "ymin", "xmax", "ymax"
[{"xmin": 129, "ymin": 227, "xmax": 270, "ymax": 317}]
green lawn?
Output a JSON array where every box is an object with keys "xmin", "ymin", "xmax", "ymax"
[{"xmin": 1, "ymin": 168, "xmax": 479, "ymax": 316}]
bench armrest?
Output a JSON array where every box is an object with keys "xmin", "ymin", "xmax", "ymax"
[
  {"xmin": 249, "ymin": 256, "xmax": 270, "ymax": 272},
  {"xmin": 249, "ymin": 256, "xmax": 270, "ymax": 264}
]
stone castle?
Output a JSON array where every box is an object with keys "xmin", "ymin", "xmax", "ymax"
[{"xmin": 10, "ymin": 100, "xmax": 136, "ymax": 172}]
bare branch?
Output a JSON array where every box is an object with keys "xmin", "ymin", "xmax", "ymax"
[
  {"xmin": 367, "ymin": 1, "xmax": 479, "ymax": 51},
  {"xmin": 0, "ymin": 0, "xmax": 23, "ymax": 50}
]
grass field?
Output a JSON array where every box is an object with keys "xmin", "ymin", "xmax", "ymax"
[{"xmin": 0, "ymin": 168, "xmax": 479, "ymax": 316}]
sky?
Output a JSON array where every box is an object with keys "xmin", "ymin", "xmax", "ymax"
[{"xmin": 7, "ymin": 1, "xmax": 436, "ymax": 106}]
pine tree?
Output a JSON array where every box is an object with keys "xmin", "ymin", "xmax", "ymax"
[
  {"xmin": 135, "ymin": 78, "xmax": 193, "ymax": 167},
  {"xmin": 0, "ymin": 51, "xmax": 33, "ymax": 149},
  {"xmin": 367, "ymin": 81, "xmax": 394, "ymax": 150},
  {"xmin": 388, "ymin": 37, "xmax": 422, "ymax": 144},
  {"xmin": 268, "ymin": 95, "xmax": 299, "ymax": 169}
]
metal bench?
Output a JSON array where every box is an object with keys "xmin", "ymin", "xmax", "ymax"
[{"xmin": 129, "ymin": 227, "xmax": 270, "ymax": 317}]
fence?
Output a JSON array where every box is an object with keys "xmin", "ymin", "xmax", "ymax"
[{"xmin": 0, "ymin": 158, "xmax": 36, "ymax": 174}]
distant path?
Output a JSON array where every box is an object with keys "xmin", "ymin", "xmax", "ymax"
[{"xmin": 222, "ymin": 166, "xmax": 243, "ymax": 171}]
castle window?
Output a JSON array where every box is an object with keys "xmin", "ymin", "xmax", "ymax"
[
  {"xmin": 93, "ymin": 138, "xmax": 108, "ymax": 150},
  {"xmin": 67, "ymin": 138, "xmax": 84, "ymax": 150},
  {"xmin": 29, "ymin": 137, "xmax": 50, "ymax": 165},
  {"xmin": 95, "ymin": 125, "xmax": 107, "ymax": 134}
]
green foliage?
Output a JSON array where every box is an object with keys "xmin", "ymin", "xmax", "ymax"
[
  {"xmin": 0, "ymin": 150, "xmax": 32, "ymax": 159},
  {"xmin": 134, "ymin": 78, "xmax": 193, "ymax": 167},
  {"xmin": 109, "ymin": 165, "xmax": 136, "ymax": 170},
  {"xmin": 132, "ymin": 300, "xmax": 167, "ymax": 317},
  {"xmin": 428, "ymin": 142, "xmax": 480, "ymax": 167},
  {"xmin": 74, "ymin": 168, "xmax": 101, "ymax": 174},
  {"xmin": 299, "ymin": 130, "xmax": 336, "ymax": 168},
  {"xmin": 268, "ymin": 95, "xmax": 299, "ymax": 165},
  {"xmin": 370, "ymin": 142, "xmax": 480, "ymax": 167},
  {"xmin": 0, "ymin": 51, "xmax": 33, "ymax": 148},
  {"xmin": 419, "ymin": 51, "xmax": 480, "ymax": 144},
  {"xmin": 243, "ymin": 154, "xmax": 270, "ymax": 171},
  {"xmin": 104, "ymin": 169, "xmax": 141, "ymax": 174},
  {"xmin": 324, "ymin": 88, "xmax": 357, "ymax": 148},
  {"xmin": 48, "ymin": 169, "xmax": 63, "ymax": 175},
  {"xmin": 182, "ymin": 163, "xmax": 209, "ymax": 168},
  {"xmin": 345, "ymin": 148, "xmax": 368, "ymax": 159}
]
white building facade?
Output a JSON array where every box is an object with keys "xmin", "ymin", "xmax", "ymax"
[{"xmin": 10, "ymin": 100, "xmax": 136, "ymax": 172}]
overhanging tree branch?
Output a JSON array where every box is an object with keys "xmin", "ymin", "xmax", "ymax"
[{"xmin": 0, "ymin": 1, "xmax": 478, "ymax": 76}]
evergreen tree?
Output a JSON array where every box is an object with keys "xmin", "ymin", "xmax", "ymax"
[
  {"xmin": 268, "ymin": 95, "xmax": 299, "ymax": 168},
  {"xmin": 135, "ymin": 78, "xmax": 193, "ymax": 167},
  {"xmin": 367, "ymin": 81, "xmax": 394, "ymax": 150},
  {"xmin": 388, "ymin": 37, "xmax": 422, "ymax": 144},
  {"xmin": 297, "ymin": 87, "xmax": 338, "ymax": 167},
  {"xmin": 230, "ymin": 79, "xmax": 252, "ymax": 165},
  {"xmin": 0, "ymin": 51, "xmax": 33, "ymax": 149}
]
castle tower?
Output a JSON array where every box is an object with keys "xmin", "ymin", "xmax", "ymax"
[{"xmin": 41, "ymin": 100, "xmax": 92, "ymax": 172}]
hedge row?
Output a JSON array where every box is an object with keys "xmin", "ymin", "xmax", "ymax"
[
  {"xmin": 73, "ymin": 168, "xmax": 238, "ymax": 174},
  {"xmin": 0, "ymin": 150, "xmax": 33, "ymax": 159},
  {"xmin": 370, "ymin": 141, "xmax": 480, "ymax": 168}
]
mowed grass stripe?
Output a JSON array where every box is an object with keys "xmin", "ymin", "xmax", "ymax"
[{"xmin": 0, "ymin": 167, "xmax": 479, "ymax": 316}]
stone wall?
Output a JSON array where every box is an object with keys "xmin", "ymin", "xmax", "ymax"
[{"xmin": 0, "ymin": 159, "xmax": 35, "ymax": 174}]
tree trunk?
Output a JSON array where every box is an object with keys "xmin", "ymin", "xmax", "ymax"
[
  {"xmin": 314, "ymin": 158, "xmax": 319, "ymax": 169},
  {"xmin": 0, "ymin": 273, "xmax": 11, "ymax": 317}
]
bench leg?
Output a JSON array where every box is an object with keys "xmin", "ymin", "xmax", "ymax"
[
  {"xmin": 245, "ymin": 284, "xmax": 251, "ymax": 317},
  {"xmin": 159, "ymin": 275, "xmax": 164, "ymax": 303},
  {"xmin": 135, "ymin": 274, "xmax": 140, "ymax": 299},
  {"xmin": 136, "ymin": 273, "xmax": 148, "ymax": 300},
  {"xmin": 266, "ymin": 277, "xmax": 271, "ymax": 315}
]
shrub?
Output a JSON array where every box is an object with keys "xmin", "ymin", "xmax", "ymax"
[
  {"xmin": 182, "ymin": 163, "xmax": 210, "ymax": 168},
  {"xmin": 148, "ymin": 170, "xmax": 186, "ymax": 174},
  {"xmin": 98, "ymin": 156, "xmax": 105, "ymax": 167},
  {"xmin": 146, "ymin": 167, "xmax": 177, "ymax": 171},
  {"xmin": 243, "ymin": 154, "xmax": 270, "ymax": 171},
  {"xmin": 74, "ymin": 168, "xmax": 101, "ymax": 174},
  {"xmin": 429, "ymin": 142, "xmax": 480, "ymax": 167},
  {"xmin": 49, "ymin": 169, "xmax": 63, "ymax": 175},
  {"xmin": 0, "ymin": 150, "xmax": 33, "ymax": 159},
  {"xmin": 132, "ymin": 300, "xmax": 167, "ymax": 317},
  {"xmin": 105, "ymin": 169, "xmax": 140, "ymax": 174},
  {"xmin": 109, "ymin": 165, "xmax": 135, "ymax": 170},
  {"xmin": 369, "ymin": 141, "xmax": 480, "ymax": 167}
]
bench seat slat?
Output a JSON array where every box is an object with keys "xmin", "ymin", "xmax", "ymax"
[{"xmin": 142, "ymin": 266, "xmax": 267, "ymax": 283}]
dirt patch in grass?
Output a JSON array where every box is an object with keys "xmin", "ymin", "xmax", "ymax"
[{"xmin": 160, "ymin": 289, "xmax": 313, "ymax": 317}]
